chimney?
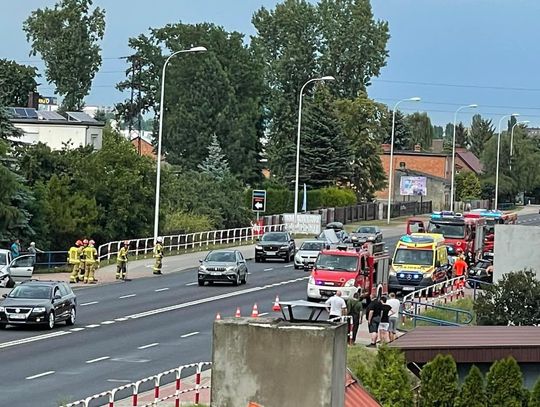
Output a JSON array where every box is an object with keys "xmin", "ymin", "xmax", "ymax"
[
  {"xmin": 414, "ymin": 144, "xmax": 421, "ymax": 152},
  {"xmin": 27, "ymin": 91, "xmax": 40, "ymax": 109}
]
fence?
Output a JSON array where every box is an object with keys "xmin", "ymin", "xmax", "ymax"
[
  {"xmin": 452, "ymin": 199, "xmax": 490, "ymax": 212},
  {"xmin": 64, "ymin": 362, "xmax": 211, "ymax": 407},
  {"xmin": 383, "ymin": 201, "xmax": 433, "ymax": 221},
  {"xmin": 33, "ymin": 250, "xmax": 69, "ymax": 271}
]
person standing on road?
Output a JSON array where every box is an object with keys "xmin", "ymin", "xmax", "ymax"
[
  {"xmin": 153, "ymin": 237, "xmax": 164, "ymax": 275},
  {"xmin": 116, "ymin": 241, "xmax": 129, "ymax": 280},
  {"xmin": 365, "ymin": 295, "xmax": 383, "ymax": 347},
  {"xmin": 325, "ymin": 290, "xmax": 347, "ymax": 320},
  {"xmin": 68, "ymin": 240, "xmax": 82, "ymax": 283},
  {"xmin": 78, "ymin": 239, "xmax": 88, "ymax": 282},
  {"xmin": 346, "ymin": 290, "xmax": 363, "ymax": 344},
  {"xmin": 387, "ymin": 293, "xmax": 401, "ymax": 342},
  {"xmin": 83, "ymin": 240, "xmax": 98, "ymax": 284},
  {"xmin": 453, "ymin": 255, "xmax": 468, "ymax": 278},
  {"xmin": 378, "ymin": 296, "xmax": 393, "ymax": 344},
  {"xmin": 10, "ymin": 239, "xmax": 21, "ymax": 258}
]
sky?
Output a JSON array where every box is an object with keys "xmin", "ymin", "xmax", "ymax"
[{"xmin": 2, "ymin": 0, "xmax": 540, "ymax": 127}]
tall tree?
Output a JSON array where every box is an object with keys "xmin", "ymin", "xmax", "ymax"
[
  {"xmin": 383, "ymin": 110, "xmax": 411, "ymax": 151},
  {"xmin": 23, "ymin": 0, "xmax": 106, "ymax": 111},
  {"xmin": 433, "ymin": 125, "xmax": 444, "ymax": 139},
  {"xmin": 455, "ymin": 172, "xmax": 481, "ymax": 201},
  {"xmin": 198, "ymin": 133, "xmax": 230, "ymax": 179},
  {"xmin": 406, "ymin": 112, "xmax": 434, "ymax": 150},
  {"xmin": 469, "ymin": 114, "xmax": 495, "ymax": 158},
  {"xmin": 455, "ymin": 122, "xmax": 469, "ymax": 148},
  {"xmin": 486, "ymin": 357, "xmax": 526, "ymax": 407},
  {"xmin": 456, "ymin": 365, "xmax": 487, "ymax": 407},
  {"xmin": 0, "ymin": 59, "xmax": 39, "ymax": 106},
  {"xmin": 530, "ymin": 377, "xmax": 540, "ymax": 407},
  {"xmin": 419, "ymin": 354, "xmax": 459, "ymax": 407}
]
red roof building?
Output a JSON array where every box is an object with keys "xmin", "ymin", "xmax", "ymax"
[{"xmin": 345, "ymin": 370, "xmax": 381, "ymax": 407}]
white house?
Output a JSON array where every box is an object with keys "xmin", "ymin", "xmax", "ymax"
[{"xmin": 8, "ymin": 108, "xmax": 104, "ymax": 150}]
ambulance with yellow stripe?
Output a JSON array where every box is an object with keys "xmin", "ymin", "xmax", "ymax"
[{"xmin": 388, "ymin": 233, "xmax": 450, "ymax": 294}]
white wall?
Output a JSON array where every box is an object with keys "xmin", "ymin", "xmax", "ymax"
[
  {"xmin": 13, "ymin": 123, "xmax": 102, "ymax": 150},
  {"xmin": 493, "ymin": 225, "xmax": 540, "ymax": 281}
]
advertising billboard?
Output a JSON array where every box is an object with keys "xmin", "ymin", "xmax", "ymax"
[{"xmin": 400, "ymin": 176, "xmax": 427, "ymax": 196}]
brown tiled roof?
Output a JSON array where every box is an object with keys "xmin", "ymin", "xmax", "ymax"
[
  {"xmin": 345, "ymin": 370, "xmax": 381, "ymax": 407},
  {"xmin": 390, "ymin": 326, "xmax": 540, "ymax": 363},
  {"xmin": 456, "ymin": 148, "xmax": 483, "ymax": 174}
]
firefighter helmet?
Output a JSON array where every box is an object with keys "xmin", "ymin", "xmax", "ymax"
[{"xmin": 76, "ymin": 240, "xmax": 83, "ymax": 246}]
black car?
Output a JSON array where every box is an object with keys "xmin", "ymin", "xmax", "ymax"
[
  {"xmin": 198, "ymin": 250, "xmax": 248, "ymax": 286},
  {"xmin": 467, "ymin": 259, "xmax": 493, "ymax": 287},
  {"xmin": 255, "ymin": 231, "xmax": 296, "ymax": 262},
  {"xmin": 350, "ymin": 226, "xmax": 383, "ymax": 246},
  {"xmin": 0, "ymin": 280, "xmax": 77, "ymax": 329}
]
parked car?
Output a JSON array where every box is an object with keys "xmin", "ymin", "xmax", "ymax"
[
  {"xmin": 0, "ymin": 249, "xmax": 35, "ymax": 288},
  {"xmin": 350, "ymin": 226, "xmax": 383, "ymax": 246},
  {"xmin": 324, "ymin": 222, "xmax": 350, "ymax": 243},
  {"xmin": 294, "ymin": 240, "xmax": 326, "ymax": 270},
  {"xmin": 467, "ymin": 258, "xmax": 493, "ymax": 287},
  {"xmin": 0, "ymin": 280, "xmax": 77, "ymax": 329},
  {"xmin": 198, "ymin": 250, "xmax": 248, "ymax": 286},
  {"xmin": 255, "ymin": 232, "xmax": 296, "ymax": 263}
]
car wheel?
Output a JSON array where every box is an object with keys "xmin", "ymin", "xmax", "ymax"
[
  {"xmin": 47, "ymin": 311, "xmax": 55, "ymax": 330},
  {"xmin": 233, "ymin": 273, "xmax": 240, "ymax": 286},
  {"xmin": 6, "ymin": 277, "xmax": 15, "ymax": 288},
  {"xmin": 198, "ymin": 280, "xmax": 205, "ymax": 286},
  {"xmin": 66, "ymin": 307, "xmax": 76, "ymax": 326},
  {"xmin": 294, "ymin": 265, "xmax": 300, "ymax": 270},
  {"xmin": 0, "ymin": 323, "xmax": 6, "ymax": 329},
  {"xmin": 241, "ymin": 271, "xmax": 247, "ymax": 285}
]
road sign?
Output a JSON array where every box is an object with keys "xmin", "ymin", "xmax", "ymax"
[{"xmin": 252, "ymin": 189, "xmax": 266, "ymax": 212}]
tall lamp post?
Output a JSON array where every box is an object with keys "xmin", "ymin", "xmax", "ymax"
[
  {"xmin": 495, "ymin": 113, "xmax": 519, "ymax": 210},
  {"xmin": 510, "ymin": 120, "xmax": 529, "ymax": 170},
  {"xmin": 386, "ymin": 97, "xmax": 421, "ymax": 224},
  {"xmin": 450, "ymin": 104, "xmax": 477, "ymax": 211},
  {"xmin": 153, "ymin": 46, "xmax": 207, "ymax": 243},
  {"xmin": 293, "ymin": 76, "xmax": 335, "ymax": 226}
]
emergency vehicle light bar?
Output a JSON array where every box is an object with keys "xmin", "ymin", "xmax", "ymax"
[{"xmin": 400, "ymin": 235, "xmax": 434, "ymax": 244}]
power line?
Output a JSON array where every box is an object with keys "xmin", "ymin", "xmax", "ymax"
[
  {"xmin": 372, "ymin": 79, "xmax": 540, "ymax": 93},
  {"xmin": 374, "ymin": 97, "xmax": 540, "ymax": 112}
]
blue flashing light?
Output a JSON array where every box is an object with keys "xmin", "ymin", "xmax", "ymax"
[{"xmin": 400, "ymin": 234, "xmax": 434, "ymax": 244}]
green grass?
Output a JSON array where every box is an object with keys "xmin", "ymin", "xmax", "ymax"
[
  {"xmin": 401, "ymin": 297, "xmax": 475, "ymax": 330},
  {"xmin": 344, "ymin": 215, "xmax": 421, "ymax": 231}
]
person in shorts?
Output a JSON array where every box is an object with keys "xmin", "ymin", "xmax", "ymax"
[
  {"xmin": 365, "ymin": 295, "xmax": 382, "ymax": 347},
  {"xmin": 387, "ymin": 292, "xmax": 401, "ymax": 342},
  {"xmin": 378, "ymin": 296, "xmax": 393, "ymax": 344}
]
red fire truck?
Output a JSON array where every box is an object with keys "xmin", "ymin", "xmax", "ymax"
[
  {"xmin": 464, "ymin": 209, "xmax": 517, "ymax": 254},
  {"xmin": 406, "ymin": 211, "xmax": 486, "ymax": 259},
  {"xmin": 306, "ymin": 243, "xmax": 390, "ymax": 301}
]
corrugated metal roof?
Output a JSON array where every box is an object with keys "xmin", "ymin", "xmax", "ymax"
[{"xmin": 345, "ymin": 370, "xmax": 381, "ymax": 407}]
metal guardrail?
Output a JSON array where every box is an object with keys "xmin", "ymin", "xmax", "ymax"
[
  {"xmin": 97, "ymin": 224, "xmax": 287, "ymax": 262},
  {"xmin": 402, "ymin": 275, "xmax": 467, "ymax": 304},
  {"xmin": 33, "ymin": 251, "xmax": 69, "ymax": 270},
  {"xmin": 401, "ymin": 300, "xmax": 474, "ymax": 328}
]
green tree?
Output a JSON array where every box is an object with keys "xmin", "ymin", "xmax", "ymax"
[
  {"xmin": 455, "ymin": 172, "xmax": 481, "ymax": 201},
  {"xmin": 0, "ymin": 59, "xmax": 39, "ymax": 106},
  {"xmin": 530, "ymin": 377, "xmax": 540, "ymax": 407},
  {"xmin": 455, "ymin": 122, "xmax": 469, "ymax": 148},
  {"xmin": 475, "ymin": 270, "xmax": 540, "ymax": 326},
  {"xmin": 363, "ymin": 346, "xmax": 414, "ymax": 407},
  {"xmin": 456, "ymin": 365, "xmax": 487, "ymax": 407},
  {"xmin": 383, "ymin": 110, "xmax": 411, "ymax": 151},
  {"xmin": 433, "ymin": 125, "xmax": 444, "ymax": 139},
  {"xmin": 469, "ymin": 114, "xmax": 495, "ymax": 159},
  {"xmin": 23, "ymin": 0, "xmax": 106, "ymax": 111},
  {"xmin": 486, "ymin": 357, "xmax": 526, "ymax": 407},
  {"xmin": 198, "ymin": 133, "xmax": 230, "ymax": 179},
  {"xmin": 406, "ymin": 112, "xmax": 434, "ymax": 150},
  {"xmin": 419, "ymin": 354, "xmax": 459, "ymax": 407}
]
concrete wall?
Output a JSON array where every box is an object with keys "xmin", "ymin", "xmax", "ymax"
[
  {"xmin": 211, "ymin": 318, "xmax": 347, "ymax": 407},
  {"xmin": 14, "ymin": 122, "xmax": 103, "ymax": 150},
  {"xmin": 493, "ymin": 225, "xmax": 540, "ymax": 281}
]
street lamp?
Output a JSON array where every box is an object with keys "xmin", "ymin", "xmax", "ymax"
[
  {"xmin": 153, "ymin": 46, "xmax": 207, "ymax": 243},
  {"xmin": 495, "ymin": 113, "xmax": 519, "ymax": 210},
  {"xmin": 293, "ymin": 76, "xmax": 335, "ymax": 226},
  {"xmin": 386, "ymin": 97, "xmax": 421, "ymax": 224},
  {"xmin": 450, "ymin": 104, "xmax": 478, "ymax": 211},
  {"xmin": 510, "ymin": 120, "xmax": 529, "ymax": 159}
]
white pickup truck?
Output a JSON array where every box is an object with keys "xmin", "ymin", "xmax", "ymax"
[{"xmin": 0, "ymin": 249, "xmax": 35, "ymax": 288}]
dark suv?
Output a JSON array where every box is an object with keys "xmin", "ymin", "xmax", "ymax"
[
  {"xmin": 0, "ymin": 280, "xmax": 77, "ymax": 330},
  {"xmin": 255, "ymin": 231, "xmax": 296, "ymax": 263}
]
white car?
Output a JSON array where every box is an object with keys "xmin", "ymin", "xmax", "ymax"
[
  {"xmin": 0, "ymin": 249, "xmax": 35, "ymax": 287},
  {"xmin": 294, "ymin": 240, "xmax": 327, "ymax": 270}
]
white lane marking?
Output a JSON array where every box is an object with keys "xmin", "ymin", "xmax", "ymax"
[
  {"xmin": 0, "ymin": 331, "xmax": 70, "ymax": 350},
  {"xmin": 101, "ymin": 320, "xmax": 115, "ymax": 325},
  {"xmin": 70, "ymin": 328, "xmax": 85, "ymax": 332},
  {"xmin": 115, "ymin": 317, "xmax": 128, "ymax": 322},
  {"xmin": 186, "ymin": 282, "xmax": 198, "ymax": 286},
  {"xmin": 180, "ymin": 331, "xmax": 199, "ymax": 338},
  {"xmin": 258, "ymin": 312, "xmax": 269, "ymax": 317},
  {"xmin": 80, "ymin": 301, "xmax": 99, "ymax": 306},
  {"xmin": 119, "ymin": 294, "xmax": 136, "ymax": 299},
  {"xmin": 85, "ymin": 324, "xmax": 100, "ymax": 328},
  {"xmin": 125, "ymin": 277, "xmax": 309, "ymax": 321},
  {"xmin": 263, "ymin": 268, "xmax": 273, "ymax": 271},
  {"xmin": 107, "ymin": 379, "xmax": 131, "ymax": 383},
  {"xmin": 138, "ymin": 342, "xmax": 159, "ymax": 350},
  {"xmin": 26, "ymin": 371, "xmax": 55, "ymax": 380},
  {"xmin": 111, "ymin": 358, "xmax": 150, "ymax": 363},
  {"xmin": 155, "ymin": 288, "xmax": 169, "ymax": 292},
  {"xmin": 86, "ymin": 356, "xmax": 110, "ymax": 364},
  {"xmin": 284, "ymin": 265, "xmax": 293, "ymax": 268}
]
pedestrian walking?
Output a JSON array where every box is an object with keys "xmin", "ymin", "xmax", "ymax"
[
  {"xmin": 82, "ymin": 240, "xmax": 98, "ymax": 284},
  {"xmin": 346, "ymin": 290, "xmax": 363, "ymax": 344},
  {"xmin": 10, "ymin": 239, "xmax": 21, "ymax": 258},
  {"xmin": 365, "ymin": 295, "xmax": 382, "ymax": 347},
  {"xmin": 116, "ymin": 241, "xmax": 129, "ymax": 280},
  {"xmin": 325, "ymin": 290, "xmax": 347, "ymax": 320},
  {"xmin": 378, "ymin": 296, "xmax": 393, "ymax": 344},
  {"xmin": 68, "ymin": 240, "xmax": 82, "ymax": 284},
  {"xmin": 152, "ymin": 237, "xmax": 164, "ymax": 275},
  {"xmin": 387, "ymin": 292, "xmax": 401, "ymax": 342}
]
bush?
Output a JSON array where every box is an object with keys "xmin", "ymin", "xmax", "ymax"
[
  {"xmin": 486, "ymin": 357, "xmax": 526, "ymax": 407},
  {"xmin": 163, "ymin": 211, "xmax": 214, "ymax": 234},
  {"xmin": 456, "ymin": 365, "xmax": 487, "ymax": 407},
  {"xmin": 530, "ymin": 377, "xmax": 540, "ymax": 407},
  {"xmin": 319, "ymin": 186, "xmax": 357, "ymax": 208},
  {"xmin": 419, "ymin": 354, "xmax": 458, "ymax": 407}
]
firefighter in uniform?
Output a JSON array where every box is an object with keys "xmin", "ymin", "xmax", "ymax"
[
  {"xmin": 153, "ymin": 237, "xmax": 163, "ymax": 275},
  {"xmin": 68, "ymin": 240, "xmax": 82, "ymax": 283},
  {"xmin": 83, "ymin": 240, "xmax": 98, "ymax": 284},
  {"xmin": 78, "ymin": 239, "xmax": 89, "ymax": 282},
  {"xmin": 116, "ymin": 241, "xmax": 129, "ymax": 280}
]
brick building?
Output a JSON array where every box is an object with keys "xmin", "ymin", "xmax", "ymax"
[{"xmin": 131, "ymin": 136, "xmax": 156, "ymax": 159}]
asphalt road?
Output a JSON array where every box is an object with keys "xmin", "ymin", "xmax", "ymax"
[{"xmin": 1, "ymin": 213, "xmax": 538, "ymax": 406}]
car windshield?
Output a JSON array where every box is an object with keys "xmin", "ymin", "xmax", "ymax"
[
  {"xmin": 0, "ymin": 252, "xmax": 7, "ymax": 265},
  {"xmin": 206, "ymin": 252, "xmax": 236, "ymax": 262},
  {"xmin": 427, "ymin": 222, "xmax": 465, "ymax": 238},
  {"xmin": 262, "ymin": 233, "xmax": 287, "ymax": 242},
  {"xmin": 8, "ymin": 285, "xmax": 52, "ymax": 299},
  {"xmin": 356, "ymin": 227, "xmax": 376, "ymax": 234},
  {"xmin": 315, "ymin": 254, "xmax": 358, "ymax": 272},
  {"xmin": 475, "ymin": 261, "xmax": 491, "ymax": 269},
  {"xmin": 393, "ymin": 249, "xmax": 434, "ymax": 266},
  {"xmin": 300, "ymin": 242, "xmax": 325, "ymax": 251}
]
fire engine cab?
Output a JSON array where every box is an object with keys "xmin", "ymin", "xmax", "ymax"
[
  {"xmin": 306, "ymin": 243, "xmax": 390, "ymax": 301},
  {"xmin": 464, "ymin": 209, "xmax": 517, "ymax": 254},
  {"xmin": 406, "ymin": 211, "xmax": 486, "ymax": 258}
]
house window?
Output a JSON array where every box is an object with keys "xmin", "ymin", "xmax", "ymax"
[
  {"xmin": 399, "ymin": 162, "xmax": 406, "ymax": 169},
  {"xmin": 91, "ymin": 134, "xmax": 98, "ymax": 148}
]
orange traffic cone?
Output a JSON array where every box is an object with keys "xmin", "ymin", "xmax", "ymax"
[
  {"xmin": 272, "ymin": 296, "xmax": 281, "ymax": 312},
  {"xmin": 215, "ymin": 312, "xmax": 221, "ymax": 320},
  {"xmin": 235, "ymin": 307, "xmax": 241, "ymax": 318},
  {"xmin": 251, "ymin": 303, "xmax": 259, "ymax": 318}
]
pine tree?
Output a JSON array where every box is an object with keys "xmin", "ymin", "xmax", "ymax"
[
  {"xmin": 530, "ymin": 377, "xmax": 540, "ymax": 407},
  {"xmin": 419, "ymin": 354, "xmax": 459, "ymax": 407},
  {"xmin": 469, "ymin": 114, "xmax": 495, "ymax": 159},
  {"xmin": 198, "ymin": 134, "xmax": 230, "ymax": 179},
  {"xmin": 384, "ymin": 110, "xmax": 411, "ymax": 151},
  {"xmin": 456, "ymin": 365, "xmax": 487, "ymax": 407},
  {"xmin": 486, "ymin": 357, "xmax": 525, "ymax": 407}
]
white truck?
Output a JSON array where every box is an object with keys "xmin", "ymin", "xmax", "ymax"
[{"xmin": 0, "ymin": 249, "xmax": 36, "ymax": 288}]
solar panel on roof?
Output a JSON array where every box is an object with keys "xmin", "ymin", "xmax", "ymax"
[
  {"xmin": 38, "ymin": 111, "xmax": 66, "ymax": 121},
  {"xmin": 24, "ymin": 108, "xmax": 38, "ymax": 119},
  {"xmin": 66, "ymin": 111, "xmax": 98, "ymax": 123},
  {"xmin": 14, "ymin": 108, "xmax": 27, "ymax": 117}
]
